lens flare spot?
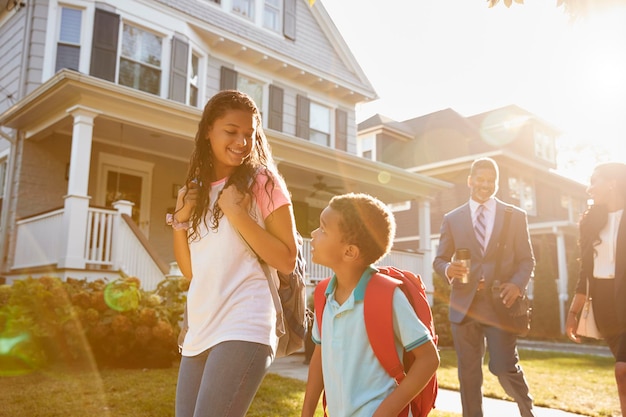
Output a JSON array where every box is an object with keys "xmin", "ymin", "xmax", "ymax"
[
  {"xmin": 478, "ymin": 110, "xmax": 528, "ymax": 147},
  {"xmin": 104, "ymin": 280, "xmax": 141, "ymax": 312},
  {"xmin": 378, "ymin": 171, "xmax": 391, "ymax": 184},
  {"xmin": 0, "ymin": 332, "xmax": 43, "ymax": 376}
]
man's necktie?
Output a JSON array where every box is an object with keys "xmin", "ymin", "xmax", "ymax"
[{"xmin": 475, "ymin": 204, "xmax": 487, "ymax": 254}]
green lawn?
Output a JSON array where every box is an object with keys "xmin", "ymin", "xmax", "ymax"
[{"xmin": 0, "ymin": 349, "xmax": 619, "ymax": 416}]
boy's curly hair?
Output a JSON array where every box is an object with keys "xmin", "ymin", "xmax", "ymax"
[{"xmin": 329, "ymin": 193, "xmax": 396, "ymax": 265}]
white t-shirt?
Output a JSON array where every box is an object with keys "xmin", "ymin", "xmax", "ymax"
[
  {"xmin": 181, "ymin": 172, "xmax": 291, "ymax": 357},
  {"xmin": 594, "ymin": 209, "xmax": 623, "ymax": 279}
]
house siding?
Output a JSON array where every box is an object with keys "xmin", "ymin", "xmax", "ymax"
[
  {"xmin": 0, "ymin": 8, "xmax": 27, "ymax": 116},
  {"xmin": 152, "ymin": 0, "xmax": 363, "ymax": 88},
  {"xmin": 17, "ymin": 136, "xmax": 70, "ymax": 218},
  {"xmin": 23, "ymin": 0, "xmax": 49, "ymax": 96}
]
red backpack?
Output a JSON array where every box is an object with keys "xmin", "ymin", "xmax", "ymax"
[{"xmin": 314, "ymin": 266, "xmax": 438, "ymax": 417}]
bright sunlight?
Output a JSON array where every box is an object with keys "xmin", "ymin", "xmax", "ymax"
[{"xmin": 323, "ymin": 0, "xmax": 626, "ymax": 184}]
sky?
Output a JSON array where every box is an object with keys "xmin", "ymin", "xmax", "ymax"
[{"xmin": 321, "ymin": 0, "xmax": 626, "ymax": 184}]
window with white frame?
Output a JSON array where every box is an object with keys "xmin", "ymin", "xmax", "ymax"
[
  {"xmin": 209, "ymin": 0, "xmax": 285, "ymax": 34},
  {"xmin": 232, "ymin": 0, "xmax": 254, "ymax": 20},
  {"xmin": 237, "ymin": 74, "xmax": 264, "ymax": 115},
  {"xmin": 358, "ymin": 134, "xmax": 376, "ymax": 160},
  {"xmin": 119, "ymin": 24, "xmax": 163, "ymax": 95},
  {"xmin": 508, "ymin": 176, "xmax": 536, "ymax": 215},
  {"xmin": 55, "ymin": 7, "xmax": 82, "ymax": 72},
  {"xmin": 263, "ymin": 0, "xmax": 282, "ymax": 32},
  {"xmin": 310, "ymin": 102, "xmax": 331, "ymax": 146},
  {"xmin": 534, "ymin": 130, "xmax": 556, "ymax": 163},
  {"xmin": 189, "ymin": 52, "xmax": 200, "ymax": 107}
]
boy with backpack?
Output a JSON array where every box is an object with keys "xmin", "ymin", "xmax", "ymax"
[{"xmin": 301, "ymin": 193, "xmax": 439, "ymax": 417}]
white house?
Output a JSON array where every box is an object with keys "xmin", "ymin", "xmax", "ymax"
[{"xmin": 0, "ymin": 0, "xmax": 450, "ymax": 294}]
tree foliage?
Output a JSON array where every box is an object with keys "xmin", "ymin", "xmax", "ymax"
[{"xmin": 487, "ymin": 0, "xmax": 625, "ymax": 19}]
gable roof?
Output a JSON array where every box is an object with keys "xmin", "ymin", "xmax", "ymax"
[
  {"xmin": 467, "ymin": 104, "xmax": 560, "ymax": 134},
  {"xmin": 152, "ymin": 0, "xmax": 377, "ymax": 104}
]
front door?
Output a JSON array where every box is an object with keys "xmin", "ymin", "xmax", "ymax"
[{"xmin": 97, "ymin": 153, "xmax": 153, "ymax": 236}]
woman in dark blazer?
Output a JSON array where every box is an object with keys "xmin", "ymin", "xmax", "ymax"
[{"xmin": 566, "ymin": 162, "xmax": 626, "ymax": 416}]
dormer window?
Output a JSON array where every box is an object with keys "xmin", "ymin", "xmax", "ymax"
[
  {"xmin": 534, "ymin": 130, "xmax": 556, "ymax": 163},
  {"xmin": 232, "ymin": 0, "xmax": 254, "ymax": 19},
  {"xmin": 264, "ymin": 0, "xmax": 282, "ymax": 32},
  {"xmin": 210, "ymin": 0, "xmax": 287, "ymax": 35}
]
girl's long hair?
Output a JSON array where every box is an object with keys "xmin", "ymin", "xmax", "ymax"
[
  {"xmin": 579, "ymin": 162, "xmax": 626, "ymax": 256},
  {"xmin": 181, "ymin": 90, "xmax": 280, "ymax": 241}
]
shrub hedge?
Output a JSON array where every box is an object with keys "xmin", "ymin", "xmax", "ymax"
[{"xmin": 0, "ymin": 274, "xmax": 189, "ymax": 373}]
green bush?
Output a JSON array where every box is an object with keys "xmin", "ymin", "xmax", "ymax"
[{"xmin": 0, "ymin": 274, "xmax": 189, "ymax": 372}]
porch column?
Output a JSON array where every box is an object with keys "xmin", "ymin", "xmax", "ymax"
[
  {"xmin": 58, "ymin": 106, "xmax": 101, "ymax": 269},
  {"xmin": 417, "ymin": 198, "xmax": 433, "ymax": 302},
  {"xmin": 555, "ymin": 229, "xmax": 569, "ymax": 334},
  {"xmin": 111, "ymin": 200, "xmax": 134, "ymax": 271}
]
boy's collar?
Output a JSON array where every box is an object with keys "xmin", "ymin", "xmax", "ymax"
[{"xmin": 325, "ymin": 265, "xmax": 379, "ymax": 301}]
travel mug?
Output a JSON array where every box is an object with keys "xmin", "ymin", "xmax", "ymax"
[{"xmin": 454, "ymin": 248, "xmax": 471, "ymax": 283}]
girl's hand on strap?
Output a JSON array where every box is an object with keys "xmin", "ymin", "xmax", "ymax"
[{"xmin": 219, "ymin": 184, "xmax": 251, "ymax": 222}]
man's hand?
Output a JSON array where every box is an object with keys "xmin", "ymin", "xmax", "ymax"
[
  {"xmin": 498, "ymin": 282, "xmax": 522, "ymax": 308},
  {"xmin": 447, "ymin": 260, "xmax": 469, "ymax": 281}
]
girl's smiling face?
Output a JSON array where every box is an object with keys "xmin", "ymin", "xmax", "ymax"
[{"xmin": 207, "ymin": 109, "xmax": 256, "ymax": 179}]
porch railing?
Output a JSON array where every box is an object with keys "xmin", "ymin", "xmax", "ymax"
[
  {"xmin": 301, "ymin": 238, "xmax": 424, "ymax": 285},
  {"xmin": 115, "ymin": 214, "xmax": 168, "ymax": 290},
  {"xmin": 85, "ymin": 207, "xmax": 115, "ymax": 265},
  {"xmin": 13, "ymin": 208, "xmax": 64, "ymax": 268},
  {"xmin": 12, "ymin": 206, "xmax": 166, "ymax": 290}
]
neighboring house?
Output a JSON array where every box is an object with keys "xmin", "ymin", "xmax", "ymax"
[
  {"xmin": 358, "ymin": 105, "xmax": 589, "ymax": 332},
  {"xmin": 0, "ymin": 0, "xmax": 449, "ymax": 294}
]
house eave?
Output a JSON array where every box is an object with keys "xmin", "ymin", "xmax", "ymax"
[
  {"xmin": 0, "ymin": 70, "xmax": 449, "ymax": 204},
  {"xmin": 0, "ymin": 70, "xmax": 200, "ymax": 141},
  {"xmin": 269, "ymin": 129, "xmax": 452, "ymax": 203}
]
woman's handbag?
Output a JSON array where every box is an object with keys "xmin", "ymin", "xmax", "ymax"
[{"xmin": 576, "ymin": 281, "xmax": 602, "ymax": 339}]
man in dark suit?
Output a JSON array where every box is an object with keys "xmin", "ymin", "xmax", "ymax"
[{"xmin": 433, "ymin": 157, "xmax": 536, "ymax": 417}]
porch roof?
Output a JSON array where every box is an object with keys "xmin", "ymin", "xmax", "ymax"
[{"xmin": 0, "ymin": 70, "xmax": 451, "ymax": 203}]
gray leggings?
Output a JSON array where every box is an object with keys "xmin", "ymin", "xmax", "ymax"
[{"xmin": 176, "ymin": 341, "xmax": 273, "ymax": 417}]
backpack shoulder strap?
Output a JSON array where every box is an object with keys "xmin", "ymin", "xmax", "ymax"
[
  {"xmin": 313, "ymin": 277, "xmax": 332, "ymax": 417},
  {"xmin": 494, "ymin": 206, "xmax": 514, "ymax": 279},
  {"xmin": 314, "ymin": 278, "xmax": 331, "ymax": 337},
  {"xmin": 364, "ymin": 272, "xmax": 405, "ymax": 381}
]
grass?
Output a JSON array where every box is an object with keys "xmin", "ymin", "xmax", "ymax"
[{"xmin": 0, "ymin": 349, "xmax": 619, "ymax": 417}]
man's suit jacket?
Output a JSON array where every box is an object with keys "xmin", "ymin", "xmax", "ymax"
[{"xmin": 433, "ymin": 198, "xmax": 535, "ymax": 324}]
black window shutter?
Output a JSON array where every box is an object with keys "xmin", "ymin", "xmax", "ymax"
[
  {"xmin": 335, "ymin": 109, "xmax": 347, "ymax": 151},
  {"xmin": 296, "ymin": 95, "xmax": 310, "ymax": 139},
  {"xmin": 90, "ymin": 9, "xmax": 120, "ymax": 82},
  {"xmin": 220, "ymin": 66, "xmax": 238, "ymax": 91},
  {"xmin": 169, "ymin": 36, "xmax": 189, "ymax": 103},
  {"xmin": 283, "ymin": 0, "xmax": 296, "ymax": 41},
  {"xmin": 268, "ymin": 85, "xmax": 284, "ymax": 131}
]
